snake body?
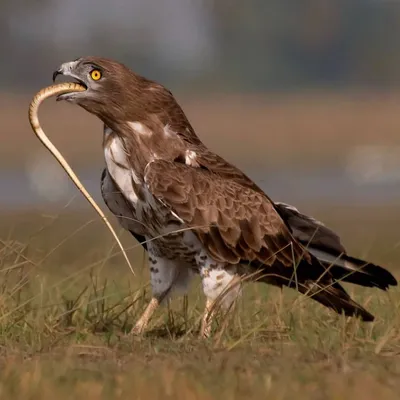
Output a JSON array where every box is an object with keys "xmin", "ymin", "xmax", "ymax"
[{"xmin": 28, "ymin": 83, "xmax": 134, "ymax": 275}]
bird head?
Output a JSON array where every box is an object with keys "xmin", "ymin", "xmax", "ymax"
[
  {"xmin": 52, "ymin": 56, "xmax": 148, "ymax": 122},
  {"xmin": 52, "ymin": 56, "xmax": 200, "ymax": 144}
]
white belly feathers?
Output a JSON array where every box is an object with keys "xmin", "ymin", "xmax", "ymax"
[
  {"xmin": 104, "ymin": 134, "xmax": 141, "ymax": 206},
  {"xmin": 103, "ymin": 131, "xmax": 181, "ymax": 237}
]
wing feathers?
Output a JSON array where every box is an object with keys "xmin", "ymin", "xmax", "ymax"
[
  {"xmin": 275, "ymin": 202, "xmax": 397, "ymax": 291},
  {"xmin": 297, "ymin": 280, "xmax": 374, "ymax": 322},
  {"xmin": 145, "ymin": 159, "xmax": 307, "ymax": 268},
  {"xmin": 239, "ymin": 217, "xmax": 263, "ymax": 252}
]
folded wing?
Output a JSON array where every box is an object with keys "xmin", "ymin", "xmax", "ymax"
[{"xmin": 144, "ymin": 159, "xmax": 376, "ymax": 321}]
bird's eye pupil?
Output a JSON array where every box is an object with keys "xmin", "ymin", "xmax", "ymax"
[{"xmin": 91, "ymin": 70, "xmax": 102, "ymax": 80}]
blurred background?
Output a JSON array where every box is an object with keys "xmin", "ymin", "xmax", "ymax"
[{"xmin": 1, "ymin": 0, "xmax": 400, "ymax": 268}]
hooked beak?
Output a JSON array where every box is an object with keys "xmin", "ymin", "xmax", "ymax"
[
  {"xmin": 52, "ymin": 61, "xmax": 87, "ymax": 101},
  {"xmin": 52, "ymin": 69, "xmax": 62, "ymax": 83}
]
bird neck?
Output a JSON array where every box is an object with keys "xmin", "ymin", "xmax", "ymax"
[{"xmin": 103, "ymin": 119, "xmax": 193, "ymax": 180}]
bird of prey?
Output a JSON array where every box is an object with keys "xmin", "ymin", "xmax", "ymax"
[{"xmin": 53, "ymin": 57, "xmax": 397, "ymax": 337}]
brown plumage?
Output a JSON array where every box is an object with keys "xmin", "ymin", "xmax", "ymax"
[
  {"xmin": 275, "ymin": 202, "xmax": 397, "ymax": 291},
  {"xmin": 53, "ymin": 56, "xmax": 397, "ymax": 336}
]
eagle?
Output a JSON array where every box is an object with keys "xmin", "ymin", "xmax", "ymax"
[{"xmin": 52, "ymin": 57, "xmax": 397, "ymax": 337}]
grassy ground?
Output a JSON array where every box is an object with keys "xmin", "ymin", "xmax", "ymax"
[{"xmin": 0, "ymin": 206, "xmax": 400, "ymax": 399}]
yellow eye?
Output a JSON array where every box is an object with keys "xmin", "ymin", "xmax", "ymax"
[{"xmin": 90, "ymin": 69, "xmax": 102, "ymax": 81}]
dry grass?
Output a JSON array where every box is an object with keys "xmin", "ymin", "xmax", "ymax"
[{"xmin": 0, "ymin": 206, "xmax": 400, "ymax": 399}]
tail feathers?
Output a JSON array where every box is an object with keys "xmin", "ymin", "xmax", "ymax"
[
  {"xmin": 296, "ymin": 279, "xmax": 375, "ymax": 322},
  {"xmin": 252, "ymin": 256, "xmax": 375, "ymax": 322},
  {"xmin": 309, "ymin": 247, "xmax": 397, "ymax": 291}
]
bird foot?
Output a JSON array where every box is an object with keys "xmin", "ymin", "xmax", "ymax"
[
  {"xmin": 130, "ymin": 323, "xmax": 146, "ymax": 336},
  {"xmin": 199, "ymin": 327, "xmax": 211, "ymax": 339}
]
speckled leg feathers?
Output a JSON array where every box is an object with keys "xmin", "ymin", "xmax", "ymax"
[
  {"xmin": 196, "ymin": 251, "xmax": 242, "ymax": 338},
  {"xmin": 131, "ymin": 252, "xmax": 193, "ymax": 335},
  {"xmin": 131, "ymin": 249, "xmax": 241, "ymax": 337}
]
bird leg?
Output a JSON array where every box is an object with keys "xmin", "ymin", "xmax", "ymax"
[
  {"xmin": 199, "ymin": 273, "xmax": 242, "ymax": 338},
  {"xmin": 131, "ymin": 296, "xmax": 163, "ymax": 335},
  {"xmin": 200, "ymin": 297, "xmax": 215, "ymax": 338}
]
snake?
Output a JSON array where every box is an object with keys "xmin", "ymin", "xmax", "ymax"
[{"xmin": 28, "ymin": 82, "xmax": 135, "ymax": 275}]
